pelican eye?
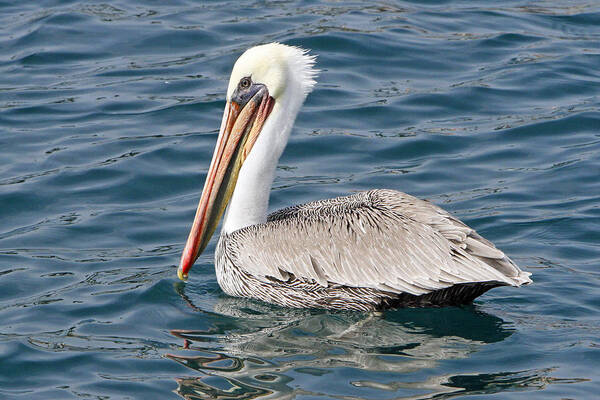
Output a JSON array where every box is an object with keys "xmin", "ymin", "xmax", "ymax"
[{"xmin": 239, "ymin": 77, "xmax": 251, "ymax": 90}]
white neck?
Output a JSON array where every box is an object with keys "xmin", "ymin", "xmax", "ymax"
[{"xmin": 222, "ymin": 86, "xmax": 305, "ymax": 234}]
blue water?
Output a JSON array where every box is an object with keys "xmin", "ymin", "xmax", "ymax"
[{"xmin": 1, "ymin": 0, "xmax": 599, "ymax": 398}]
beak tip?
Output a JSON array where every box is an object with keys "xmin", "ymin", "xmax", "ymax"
[{"xmin": 177, "ymin": 268, "xmax": 188, "ymax": 281}]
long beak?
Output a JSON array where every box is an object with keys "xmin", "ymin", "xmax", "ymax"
[{"xmin": 178, "ymin": 87, "xmax": 274, "ymax": 280}]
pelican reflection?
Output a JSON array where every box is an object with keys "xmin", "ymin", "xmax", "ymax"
[{"xmin": 167, "ymin": 291, "xmax": 523, "ymax": 399}]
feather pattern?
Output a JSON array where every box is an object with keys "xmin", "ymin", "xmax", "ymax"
[{"xmin": 215, "ymin": 189, "xmax": 532, "ymax": 310}]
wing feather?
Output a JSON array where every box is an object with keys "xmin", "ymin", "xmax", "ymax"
[{"xmin": 227, "ymin": 190, "xmax": 531, "ymax": 296}]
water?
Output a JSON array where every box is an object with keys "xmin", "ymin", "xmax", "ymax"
[{"xmin": 1, "ymin": 0, "xmax": 599, "ymax": 398}]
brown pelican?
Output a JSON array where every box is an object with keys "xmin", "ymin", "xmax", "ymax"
[{"xmin": 177, "ymin": 43, "xmax": 532, "ymax": 311}]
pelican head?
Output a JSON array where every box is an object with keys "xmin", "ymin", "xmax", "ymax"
[{"xmin": 178, "ymin": 43, "xmax": 317, "ymax": 281}]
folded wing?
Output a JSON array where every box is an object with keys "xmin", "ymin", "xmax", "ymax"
[{"xmin": 227, "ymin": 190, "xmax": 531, "ymax": 296}]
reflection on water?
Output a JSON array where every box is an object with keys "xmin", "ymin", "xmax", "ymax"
[{"xmin": 168, "ymin": 286, "xmax": 564, "ymax": 399}]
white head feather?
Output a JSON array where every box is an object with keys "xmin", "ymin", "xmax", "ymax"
[
  {"xmin": 227, "ymin": 42, "xmax": 318, "ymax": 101},
  {"xmin": 221, "ymin": 43, "xmax": 318, "ymax": 234}
]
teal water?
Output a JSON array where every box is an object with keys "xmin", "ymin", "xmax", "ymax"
[{"xmin": 1, "ymin": 0, "xmax": 599, "ymax": 398}]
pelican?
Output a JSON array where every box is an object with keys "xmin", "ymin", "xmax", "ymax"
[{"xmin": 177, "ymin": 43, "xmax": 532, "ymax": 311}]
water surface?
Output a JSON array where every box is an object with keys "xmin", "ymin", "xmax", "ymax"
[{"xmin": 1, "ymin": 0, "xmax": 599, "ymax": 398}]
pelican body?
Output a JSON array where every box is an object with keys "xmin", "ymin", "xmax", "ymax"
[{"xmin": 178, "ymin": 43, "xmax": 531, "ymax": 311}]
